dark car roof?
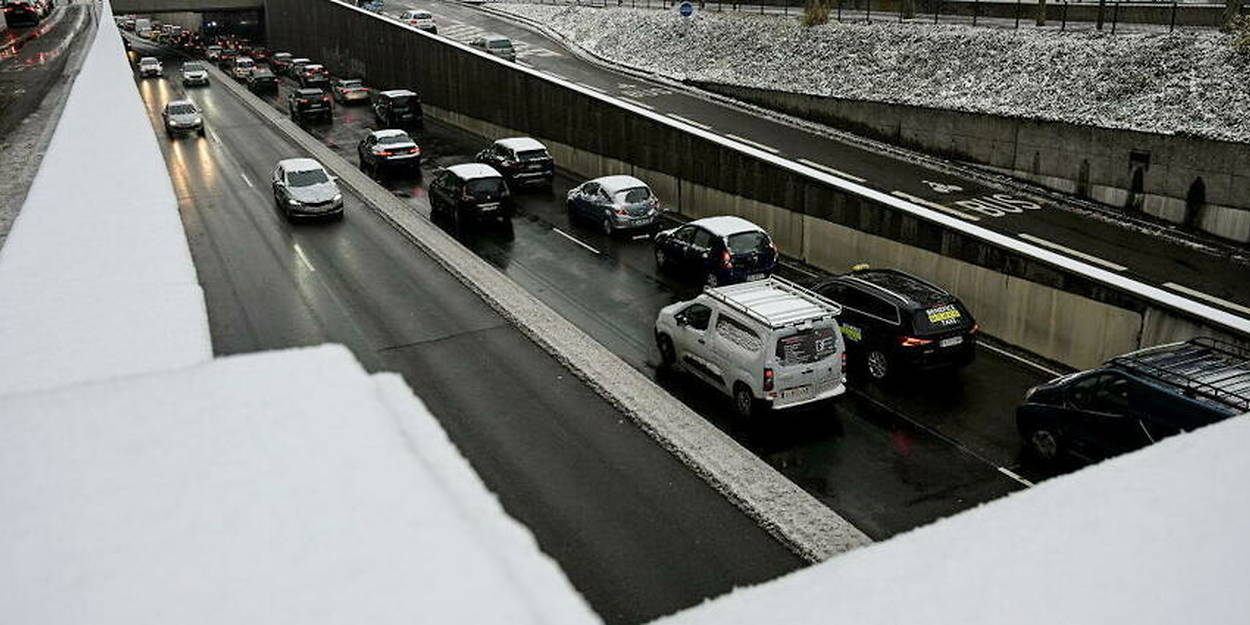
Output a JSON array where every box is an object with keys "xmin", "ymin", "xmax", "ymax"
[
  {"xmin": 294, "ymin": 87, "xmax": 324, "ymax": 95},
  {"xmin": 836, "ymin": 269, "xmax": 954, "ymax": 309}
]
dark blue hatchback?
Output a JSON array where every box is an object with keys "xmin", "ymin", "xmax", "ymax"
[{"xmin": 653, "ymin": 216, "xmax": 778, "ymax": 287}]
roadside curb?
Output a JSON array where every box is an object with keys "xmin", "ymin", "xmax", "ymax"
[{"xmin": 206, "ymin": 59, "xmax": 872, "ymax": 562}]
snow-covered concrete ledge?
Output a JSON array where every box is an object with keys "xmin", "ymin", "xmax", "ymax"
[
  {"xmin": 0, "ymin": 3, "xmax": 210, "ymax": 395},
  {"xmin": 654, "ymin": 409, "xmax": 1250, "ymax": 624}
]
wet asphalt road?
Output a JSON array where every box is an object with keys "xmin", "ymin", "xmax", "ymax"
[
  {"xmin": 131, "ymin": 30, "xmax": 1054, "ymax": 546},
  {"xmin": 129, "ymin": 41, "xmax": 805, "ymax": 625},
  {"xmin": 387, "ymin": 0, "xmax": 1250, "ymax": 313}
]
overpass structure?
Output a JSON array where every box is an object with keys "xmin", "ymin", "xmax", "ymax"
[{"xmin": 110, "ymin": 0, "xmax": 259, "ymax": 12}]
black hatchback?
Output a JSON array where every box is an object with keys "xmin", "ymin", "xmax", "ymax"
[
  {"xmin": 287, "ymin": 88, "xmax": 331, "ymax": 123},
  {"xmin": 652, "ymin": 216, "xmax": 778, "ymax": 287},
  {"xmin": 372, "ymin": 89, "xmax": 422, "ymax": 130},
  {"xmin": 428, "ymin": 163, "xmax": 512, "ymax": 227},
  {"xmin": 814, "ymin": 267, "xmax": 977, "ymax": 382},
  {"xmin": 475, "ymin": 137, "xmax": 554, "ymax": 189}
]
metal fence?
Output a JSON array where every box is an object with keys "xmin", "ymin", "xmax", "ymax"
[{"xmin": 521, "ymin": 0, "xmax": 1237, "ymax": 32}]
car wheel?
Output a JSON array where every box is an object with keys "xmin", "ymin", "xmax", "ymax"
[
  {"xmin": 656, "ymin": 333, "xmax": 675, "ymax": 368},
  {"xmin": 704, "ymin": 272, "xmax": 719, "ymax": 288},
  {"xmin": 733, "ymin": 383, "xmax": 756, "ymax": 421},
  {"xmin": 865, "ymin": 349, "xmax": 890, "ymax": 382},
  {"xmin": 1027, "ymin": 426, "xmax": 1062, "ymax": 462},
  {"xmin": 197, "ymin": 127, "xmax": 206, "ymax": 137},
  {"xmin": 602, "ymin": 214, "xmax": 614, "ymax": 236}
]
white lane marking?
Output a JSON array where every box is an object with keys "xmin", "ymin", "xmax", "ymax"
[
  {"xmin": 997, "ymin": 467, "xmax": 1034, "ymax": 488},
  {"xmin": 207, "ymin": 128, "xmax": 221, "ymax": 144},
  {"xmin": 666, "ymin": 113, "xmax": 711, "ymax": 130},
  {"xmin": 579, "ymin": 82, "xmax": 607, "ymax": 93},
  {"xmin": 618, "ymin": 97, "xmax": 655, "ymax": 111},
  {"xmin": 545, "ymin": 71, "xmax": 570, "ymax": 81},
  {"xmin": 724, "ymin": 133, "xmax": 780, "ymax": 154},
  {"xmin": 890, "ymin": 191, "xmax": 980, "ymax": 222},
  {"xmin": 977, "ymin": 340, "xmax": 1065, "ymax": 378},
  {"xmin": 797, "ymin": 158, "xmax": 867, "ymax": 183},
  {"xmin": 779, "ymin": 261, "xmax": 819, "ymax": 278},
  {"xmin": 1163, "ymin": 282, "xmax": 1250, "ymax": 316},
  {"xmin": 240, "ymin": 172, "xmax": 254, "ymax": 188},
  {"xmin": 631, "ymin": 233, "xmax": 651, "ymax": 241},
  {"xmin": 516, "ymin": 60, "xmax": 533, "ymax": 68},
  {"xmin": 293, "ymin": 243, "xmax": 316, "ymax": 272},
  {"xmin": 1017, "ymin": 233, "xmax": 1127, "ymax": 272},
  {"xmin": 553, "ymin": 227, "xmax": 601, "ymax": 255}
]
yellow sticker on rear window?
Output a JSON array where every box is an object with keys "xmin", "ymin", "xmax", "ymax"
[{"xmin": 927, "ymin": 304, "xmax": 962, "ymax": 324}]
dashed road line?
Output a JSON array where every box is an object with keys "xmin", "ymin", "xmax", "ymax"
[
  {"xmin": 724, "ymin": 133, "xmax": 780, "ymax": 154},
  {"xmin": 553, "ymin": 227, "xmax": 600, "ymax": 255},
  {"xmin": 618, "ymin": 96, "xmax": 654, "ymax": 111},
  {"xmin": 997, "ymin": 467, "xmax": 1034, "ymax": 488},
  {"xmin": 1163, "ymin": 282, "xmax": 1250, "ymax": 316},
  {"xmin": 545, "ymin": 70, "xmax": 570, "ymax": 81},
  {"xmin": 207, "ymin": 128, "xmax": 221, "ymax": 144},
  {"xmin": 666, "ymin": 113, "xmax": 711, "ymax": 130},
  {"xmin": 240, "ymin": 172, "xmax": 254, "ymax": 188},
  {"xmin": 293, "ymin": 243, "xmax": 316, "ymax": 272},
  {"xmin": 1018, "ymin": 233, "xmax": 1127, "ymax": 272},
  {"xmin": 578, "ymin": 82, "xmax": 607, "ymax": 93},
  {"xmin": 797, "ymin": 158, "xmax": 867, "ymax": 183},
  {"xmin": 891, "ymin": 190, "xmax": 980, "ymax": 222}
]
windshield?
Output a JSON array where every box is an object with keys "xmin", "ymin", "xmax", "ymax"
[
  {"xmin": 288, "ymin": 169, "xmax": 329, "ymax": 187},
  {"xmin": 140, "ymin": 58, "xmax": 158, "ymax": 65},
  {"xmin": 774, "ymin": 327, "xmax": 838, "ymax": 366},
  {"xmin": 727, "ymin": 231, "xmax": 771, "ymax": 255},
  {"xmin": 412, "ymin": 11, "xmax": 431, "ymax": 18},
  {"xmin": 516, "ymin": 149, "xmax": 549, "ymax": 161},
  {"xmin": 168, "ymin": 104, "xmax": 197, "ymax": 115},
  {"xmin": 182, "ymin": 62, "xmax": 204, "ymax": 71},
  {"xmin": 466, "ymin": 178, "xmax": 505, "ymax": 196},
  {"xmin": 487, "ymin": 39, "xmax": 513, "ymax": 49},
  {"xmin": 615, "ymin": 187, "xmax": 651, "ymax": 204},
  {"xmin": 377, "ymin": 134, "xmax": 411, "ymax": 145}
]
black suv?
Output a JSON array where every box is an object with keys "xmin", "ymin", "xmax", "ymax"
[
  {"xmin": 288, "ymin": 88, "xmax": 332, "ymax": 123},
  {"xmin": 1016, "ymin": 337, "xmax": 1248, "ymax": 464},
  {"xmin": 372, "ymin": 89, "xmax": 422, "ymax": 130},
  {"xmin": 246, "ymin": 68, "xmax": 278, "ymax": 94},
  {"xmin": 428, "ymin": 164, "xmax": 512, "ymax": 227},
  {"xmin": 475, "ymin": 137, "xmax": 554, "ymax": 189},
  {"xmin": 813, "ymin": 267, "xmax": 977, "ymax": 382}
]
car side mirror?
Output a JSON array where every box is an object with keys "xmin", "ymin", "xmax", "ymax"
[
  {"xmin": 700, "ymin": 251, "xmax": 710, "ymax": 259},
  {"xmin": 674, "ymin": 313, "xmax": 687, "ymax": 327},
  {"xmin": 330, "ymin": 176, "xmax": 339, "ymax": 183}
]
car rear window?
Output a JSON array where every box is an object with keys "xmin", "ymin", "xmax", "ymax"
[
  {"xmin": 387, "ymin": 96, "xmax": 413, "ymax": 109},
  {"xmin": 911, "ymin": 301, "xmax": 973, "ymax": 336},
  {"xmin": 288, "ymin": 169, "xmax": 329, "ymax": 187},
  {"xmin": 340, "ymin": 79, "xmax": 363, "ymax": 88},
  {"xmin": 377, "ymin": 134, "xmax": 411, "ymax": 145},
  {"xmin": 516, "ymin": 149, "xmax": 549, "ymax": 161},
  {"xmin": 775, "ymin": 327, "xmax": 838, "ymax": 365},
  {"xmin": 615, "ymin": 187, "xmax": 651, "ymax": 204},
  {"xmin": 466, "ymin": 177, "xmax": 505, "ymax": 196},
  {"xmin": 727, "ymin": 231, "xmax": 771, "ymax": 255},
  {"xmin": 237, "ymin": 59, "xmax": 254, "ymax": 67},
  {"xmin": 488, "ymin": 39, "xmax": 513, "ymax": 49}
]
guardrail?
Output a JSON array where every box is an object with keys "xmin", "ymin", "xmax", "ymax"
[{"xmin": 265, "ymin": 0, "xmax": 1250, "ymax": 368}]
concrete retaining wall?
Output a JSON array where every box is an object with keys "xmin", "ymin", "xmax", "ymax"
[
  {"xmin": 265, "ymin": 0, "xmax": 1248, "ymax": 369},
  {"xmin": 693, "ymin": 81, "xmax": 1250, "ymax": 243}
]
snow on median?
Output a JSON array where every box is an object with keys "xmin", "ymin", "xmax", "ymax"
[{"xmin": 493, "ymin": 3, "xmax": 1250, "ymax": 143}]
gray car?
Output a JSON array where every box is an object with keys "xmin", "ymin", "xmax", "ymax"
[
  {"xmin": 271, "ymin": 158, "xmax": 344, "ymax": 221},
  {"xmin": 566, "ymin": 174, "xmax": 661, "ymax": 235},
  {"xmin": 162, "ymin": 99, "xmax": 205, "ymax": 138},
  {"xmin": 181, "ymin": 61, "xmax": 209, "ymax": 87},
  {"xmin": 469, "ymin": 34, "xmax": 516, "ymax": 62}
]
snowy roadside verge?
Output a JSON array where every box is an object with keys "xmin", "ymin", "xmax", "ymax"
[
  {"xmin": 489, "ymin": 3, "xmax": 1250, "ymax": 144},
  {"xmin": 0, "ymin": 4, "xmax": 211, "ymax": 395}
]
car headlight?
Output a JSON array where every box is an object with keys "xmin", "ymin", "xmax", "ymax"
[
  {"xmin": 332, "ymin": 194, "xmax": 342, "ymax": 203},
  {"xmin": 287, "ymin": 199, "xmax": 300, "ymax": 206}
]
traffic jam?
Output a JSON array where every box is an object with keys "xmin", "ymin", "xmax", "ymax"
[{"xmin": 118, "ymin": 10, "xmax": 1250, "ymax": 493}]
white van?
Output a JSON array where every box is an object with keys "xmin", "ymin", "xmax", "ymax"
[{"xmin": 655, "ymin": 276, "xmax": 847, "ymax": 419}]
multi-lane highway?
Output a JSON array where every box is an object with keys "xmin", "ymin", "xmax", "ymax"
[{"xmin": 389, "ymin": 0, "xmax": 1250, "ymax": 315}]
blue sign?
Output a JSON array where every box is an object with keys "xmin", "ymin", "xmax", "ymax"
[{"xmin": 677, "ymin": 1, "xmax": 695, "ymax": 17}]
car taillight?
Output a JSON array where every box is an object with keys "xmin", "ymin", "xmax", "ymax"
[
  {"xmin": 614, "ymin": 208, "xmax": 628, "ymax": 216},
  {"xmin": 297, "ymin": 98, "xmax": 308, "ymax": 104},
  {"xmin": 322, "ymin": 96, "xmax": 330, "ymax": 102},
  {"xmin": 969, "ymin": 323, "xmax": 980, "ymax": 335},
  {"xmin": 763, "ymin": 367, "xmax": 774, "ymax": 392},
  {"xmin": 840, "ymin": 352, "xmax": 847, "ymax": 373},
  {"xmin": 378, "ymin": 150, "xmax": 393, "ymax": 156},
  {"xmin": 899, "ymin": 336, "xmax": 932, "ymax": 347},
  {"xmin": 720, "ymin": 249, "xmax": 733, "ymax": 270}
]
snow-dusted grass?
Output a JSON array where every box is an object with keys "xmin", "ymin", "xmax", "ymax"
[{"xmin": 495, "ymin": 4, "xmax": 1250, "ymax": 142}]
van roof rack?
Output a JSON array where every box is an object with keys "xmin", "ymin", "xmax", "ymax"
[
  {"xmin": 703, "ymin": 276, "xmax": 841, "ymax": 330},
  {"xmin": 1108, "ymin": 337, "xmax": 1250, "ymax": 412}
]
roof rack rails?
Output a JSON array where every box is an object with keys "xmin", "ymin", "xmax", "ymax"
[
  {"xmin": 702, "ymin": 276, "xmax": 841, "ymax": 330},
  {"xmin": 1109, "ymin": 337, "xmax": 1250, "ymax": 411}
]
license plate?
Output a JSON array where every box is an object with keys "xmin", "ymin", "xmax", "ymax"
[
  {"xmin": 747, "ymin": 273, "xmax": 767, "ymax": 282},
  {"xmin": 479, "ymin": 203, "xmax": 500, "ymax": 211},
  {"xmin": 940, "ymin": 336, "xmax": 964, "ymax": 348},
  {"xmin": 527, "ymin": 164, "xmax": 543, "ymax": 170},
  {"xmin": 781, "ymin": 385, "xmax": 812, "ymax": 401}
]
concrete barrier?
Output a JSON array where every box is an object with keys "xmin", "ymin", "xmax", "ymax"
[
  {"xmin": 264, "ymin": 0, "xmax": 1249, "ymax": 369},
  {"xmin": 691, "ymin": 81, "xmax": 1250, "ymax": 243}
]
